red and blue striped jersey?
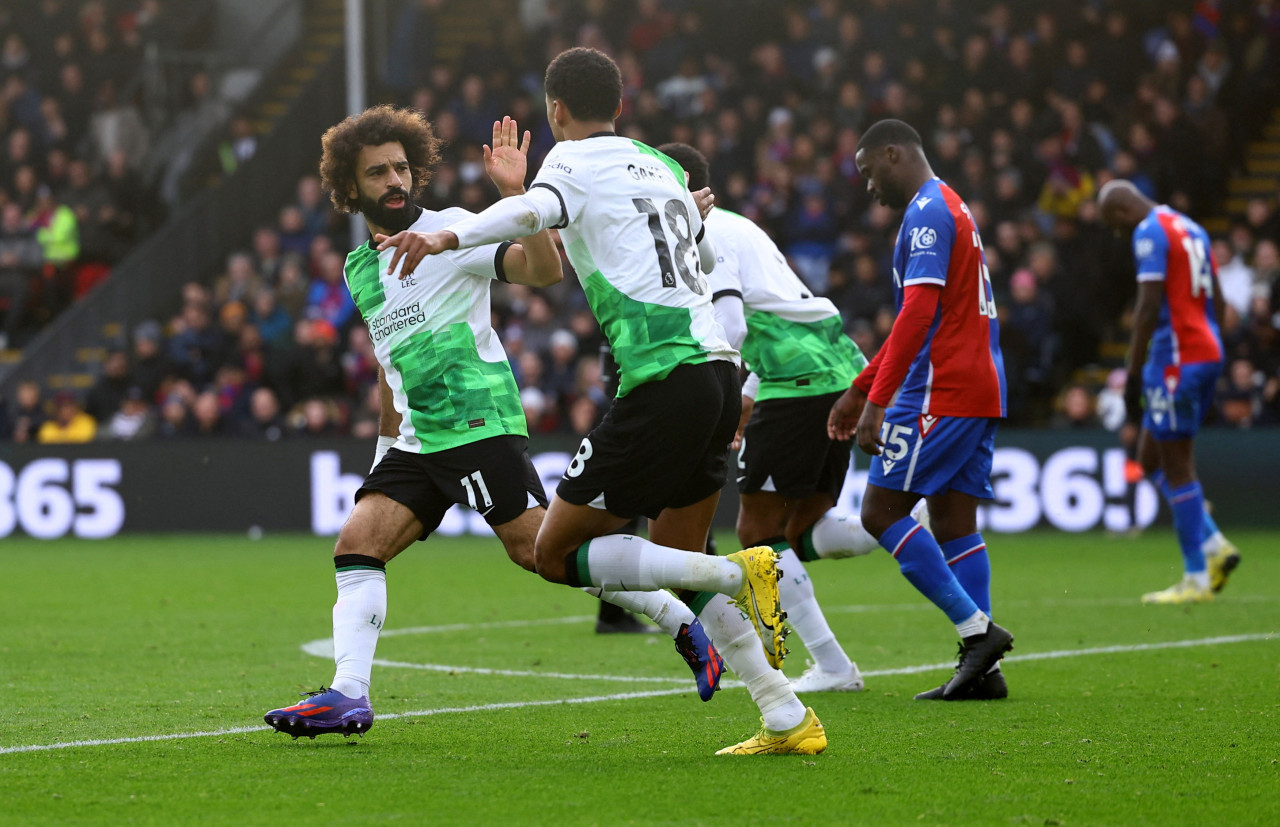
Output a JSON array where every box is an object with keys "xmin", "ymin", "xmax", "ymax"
[
  {"xmin": 1132, "ymin": 205, "xmax": 1223, "ymax": 366},
  {"xmin": 888, "ymin": 178, "xmax": 1006, "ymax": 418}
]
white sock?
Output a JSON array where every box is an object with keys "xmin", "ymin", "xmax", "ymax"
[
  {"xmin": 697, "ymin": 595, "xmax": 806, "ymax": 732},
  {"xmin": 582, "ymin": 534, "xmax": 742, "ymax": 594},
  {"xmin": 777, "ymin": 547, "xmax": 853, "ymax": 675},
  {"xmin": 1187, "ymin": 571, "xmax": 1210, "ymax": 590},
  {"xmin": 955, "ymin": 610, "xmax": 990, "ymax": 639},
  {"xmin": 582, "ymin": 587, "xmax": 694, "ymax": 638},
  {"xmin": 804, "ymin": 513, "xmax": 879, "ymax": 559},
  {"xmin": 1201, "ymin": 531, "xmax": 1225, "ymax": 555},
  {"xmin": 330, "ymin": 568, "xmax": 386, "ymax": 699}
]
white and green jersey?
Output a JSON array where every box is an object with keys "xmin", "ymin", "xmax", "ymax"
[
  {"xmin": 705, "ymin": 207, "xmax": 865, "ymax": 401},
  {"xmin": 530, "ymin": 135, "xmax": 737, "ymax": 397},
  {"xmin": 343, "ymin": 207, "xmax": 525, "ymax": 454}
]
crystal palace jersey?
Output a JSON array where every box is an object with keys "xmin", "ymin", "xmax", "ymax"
[
  {"xmin": 704, "ymin": 207, "xmax": 865, "ymax": 401},
  {"xmin": 343, "ymin": 207, "xmax": 525, "ymax": 454},
  {"xmin": 530, "ymin": 135, "xmax": 737, "ymax": 397},
  {"xmin": 889, "ymin": 178, "xmax": 1006, "ymax": 418},
  {"xmin": 1132, "ymin": 205, "xmax": 1223, "ymax": 367}
]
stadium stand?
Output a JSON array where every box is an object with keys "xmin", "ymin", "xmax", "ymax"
[{"xmin": 2, "ymin": 0, "xmax": 1279, "ymax": 444}]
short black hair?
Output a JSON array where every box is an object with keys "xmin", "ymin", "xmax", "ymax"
[
  {"xmin": 657, "ymin": 142, "xmax": 709, "ymax": 191},
  {"xmin": 858, "ymin": 119, "xmax": 923, "ymax": 153},
  {"xmin": 544, "ymin": 47, "xmax": 622, "ymax": 123}
]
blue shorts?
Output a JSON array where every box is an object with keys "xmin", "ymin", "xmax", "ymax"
[
  {"xmin": 866, "ymin": 408, "xmax": 999, "ymax": 498},
  {"xmin": 1142, "ymin": 360, "xmax": 1221, "ymax": 440}
]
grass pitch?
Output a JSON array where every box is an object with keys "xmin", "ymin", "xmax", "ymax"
[{"xmin": 2, "ymin": 529, "xmax": 1278, "ymax": 825}]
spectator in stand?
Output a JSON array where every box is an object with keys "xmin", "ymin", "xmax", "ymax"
[
  {"xmin": 168, "ymin": 298, "xmax": 220, "ymax": 386},
  {"xmin": 1214, "ymin": 236, "xmax": 1254, "ymax": 318},
  {"xmin": 8, "ymin": 379, "xmax": 46, "ymax": 443},
  {"xmin": 1051, "ymin": 384, "xmax": 1102, "ymax": 429},
  {"xmin": 1003, "ymin": 268, "xmax": 1056, "ymax": 424},
  {"xmin": 1217, "ymin": 357, "xmax": 1270, "ymax": 428},
  {"xmin": 251, "ymin": 226, "xmax": 283, "ymax": 283},
  {"xmin": 102, "ymin": 385, "xmax": 154, "ymax": 440},
  {"xmin": 155, "ymin": 390, "xmax": 193, "ymax": 439},
  {"xmin": 84, "ymin": 348, "xmax": 131, "ymax": 422},
  {"xmin": 189, "ymin": 390, "xmax": 225, "ymax": 437},
  {"xmin": 249, "ymin": 287, "xmax": 291, "ymax": 349},
  {"xmin": 277, "ymin": 205, "xmax": 312, "ymax": 258},
  {"xmin": 240, "ymin": 386, "xmax": 286, "ymax": 441},
  {"xmin": 292, "ymin": 397, "xmax": 340, "ymax": 438},
  {"xmin": 37, "ymin": 390, "xmax": 95, "ymax": 443},
  {"xmin": 305, "ymin": 249, "xmax": 357, "ymax": 335},
  {"xmin": 212, "ymin": 251, "xmax": 262, "ymax": 307},
  {"xmin": 130, "ymin": 319, "xmax": 170, "ymax": 401},
  {"xmin": 0, "ymin": 200, "xmax": 42, "ymax": 349}
]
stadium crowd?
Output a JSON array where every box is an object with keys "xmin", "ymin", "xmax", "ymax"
[
  {"xmin": 5, "ymin": 0, "xmax": 1280, "ymax": 444},
  {"xmin": 0, "ymin": 1, "xmax": 185, "ymax": 353}
]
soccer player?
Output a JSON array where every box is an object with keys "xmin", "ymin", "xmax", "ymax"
[
  {"xmin": 828, "ymin": 119, "xmax": 1014, "ymax": 701},
  {"xmin": 377, "ymin": 48, "xmax": 826, "ymax": 755},
  {"xmin": 659, "ymin": 141, "xmax": 933, "ymax": 694},
  {"xmin": 264, "ymin": 107, "xmax": 723, "ymax": 740},
  {"xmin": 1099, "ymin": 179, "xmax": 1239, "ymax": 603}
]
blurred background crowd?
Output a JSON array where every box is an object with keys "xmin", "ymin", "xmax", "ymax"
[{"xmin": 4, "ymin": 0, "xmax": 1280, "ymax": 446}]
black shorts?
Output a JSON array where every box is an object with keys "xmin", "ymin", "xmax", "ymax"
[
  {"xmin": 557, "ymin": 360, "xmax": 741, "ymax": 520},
  {"xmin": 737, "ymin": 391, "xmax": 851, "ymax": 502},
  {"xmin": 356, "ymin": 435, "xmax": 548, "ymax": 540}
]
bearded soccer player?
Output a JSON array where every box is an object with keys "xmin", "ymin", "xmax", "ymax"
[
  {"xmin": 377, "ymin": 48, "xmax": 826, "ymax": 755},
  {"xmin": 1099, "ymin": 180, "xmax": 1238, "ymax": 604},
  {"xmin": 264, "ymin": 107, "xmax": 725, "ymax": 740},
  {"xmin": 829, "ymin": 119, "xmax": 1014, "ymax": 701}
]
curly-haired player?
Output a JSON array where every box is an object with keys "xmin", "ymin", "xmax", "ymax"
[{"xmin": 264, "ymin": 107, "xmax": 726, "ymax": 740}]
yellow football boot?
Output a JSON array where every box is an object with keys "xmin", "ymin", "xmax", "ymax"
[
  {"xmin": 727, "ymin": 546, "xmax": 787, "ymax": 668},
  {"xmin": 1141, "ymin": 576, "xmax": 1215, "ymax": 605},
  {"xmin": 1205, "ymin": 540, "xmax": 1241, "ymax": 593},
  {"xmin": 716, "ymin": 707, "xmax": 827, "ymax": 756}
]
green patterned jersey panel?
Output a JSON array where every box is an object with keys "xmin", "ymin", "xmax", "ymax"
[
  {"xmin": 345, "ymin": 246, "xmax": 386, "ymax": 319},
  {"xmin": 744, "ymin": 311, "xmax": 866, "ymax": 400},
  {"xmin": 388, "ymin": 322, "xmax": 527, "ymax": 452},
  {"xmin": 581, "ymin": 268, "xmax": 709, "ymax": 397}
]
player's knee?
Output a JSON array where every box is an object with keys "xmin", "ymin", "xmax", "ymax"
[
  {"xmin": 504, "ymin": 535, "xmax": 538, "ymax": 573},
  {"xmin": 859, "ymin": 502, "xmax": 892, "ymax": 541},
  {"xmin": 532, "ymin": 538, "xmax": 570, "ymax": 584}
]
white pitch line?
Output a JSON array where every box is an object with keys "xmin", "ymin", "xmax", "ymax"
[
  {"xmin": 370, "ymin": 658, "xmax": 687, "ymax": 683},
  {"xmin": 2, "ymin": 632, "xmax": 1275, "ymax": 756}
]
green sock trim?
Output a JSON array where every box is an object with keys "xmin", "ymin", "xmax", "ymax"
[
  {"xmin": 797, "ymin": 527, "xmax": 821, "ymax": 562},
  {"xmin": 572, "ymin": 541, "xmax": 593, "ymax": 587},
  {"xmin": 769, "ymin": 540, "xmax": 791, "ymax": 555},
  {"xmin": 685, "ymin": 590, "xmax": 718, "ymax": 616}
]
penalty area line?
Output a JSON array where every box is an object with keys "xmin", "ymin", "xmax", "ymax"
[{"xmin": 2, "ymin": 632, "xmax": 1274, "ymax": 756}]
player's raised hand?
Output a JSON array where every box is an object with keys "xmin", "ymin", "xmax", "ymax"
[
  {"xmin": 693, "ymin": 187, "xmax": 715, "ymax": 221},
  {"xmin": 826, "ymin": 386, "xmax": 866, "ymax": 442},
  {"xmin": 374, "ymin": 230, "xmax": 458, "ymax": 278},
  {"xmin": 485, "ymin": 116, "xmax": 532, "ymax": 197},
  {"xmin": 854, "ymin": 400, "xmax": 886, "ymax": 457}
]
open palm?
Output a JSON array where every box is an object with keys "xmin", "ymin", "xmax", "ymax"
[{"xmin": 485, "ymin": 116, "xmax": 531, "ymax": 195}]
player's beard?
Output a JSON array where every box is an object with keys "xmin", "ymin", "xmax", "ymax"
[{"xmin": 359, "ymin": 187, "xmax": 416, "ymax": 234}]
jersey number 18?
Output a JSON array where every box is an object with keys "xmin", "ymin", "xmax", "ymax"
[{"xmin": 633, "ymin": 198, "xmax": 706, "ymax": 295}]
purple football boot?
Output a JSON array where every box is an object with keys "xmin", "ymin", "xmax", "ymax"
[
  {"xmin": 674, "ymin": 619, "xmax": 725, "ymax": 702},
  {"xmin": 264, "ymin": 687, "xmax": 374, "ymax": 739}
]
